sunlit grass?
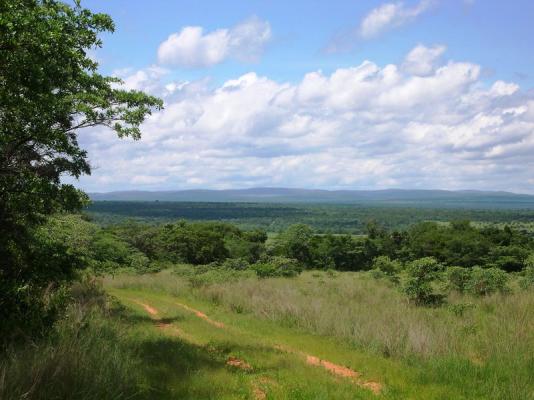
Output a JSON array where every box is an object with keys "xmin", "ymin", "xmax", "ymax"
[{"xmin": 105, "ymin": 268, "xmax": 534, "ymax": 399}]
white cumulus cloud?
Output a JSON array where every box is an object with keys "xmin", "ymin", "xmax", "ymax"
[
  {"xmin": 157, "ymin": 16, "xmax": 271, "ymax": 68},
  {"xmin": 75, "ymin": 45, "xmax": 534, "ymax": 193},
  {"xmin": 402, "ymin": 44, "xmax": 446, "ymax": 76}
]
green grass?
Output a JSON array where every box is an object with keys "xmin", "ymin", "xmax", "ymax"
[
  {"xmin": 0, "ymin": 284, "xmax": 148, "ymax": 400},
  {"xmin": 110, "ymin": 288, "xmax": 383, "ymax": 399},
  {"xmin": 104, "ymin": 269, "xmax": 534, "ymax": 400},
  {"xmin": 5, "ymin": 271, "xmax": 531, "ymax": 399}
]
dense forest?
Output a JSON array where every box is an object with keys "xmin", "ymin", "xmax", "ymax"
[{"xmin": 87, "ymin": 200, "xmax": 534, "ymax": 233}]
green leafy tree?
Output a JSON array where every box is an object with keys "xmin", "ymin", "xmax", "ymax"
[
  {"xmin": 0, "ymin": 0, "xmax": 162, "ymax": 339},
  {"xmin": 273, "ymin": 224, "xmax": 315, "ymax": 266},
  {"xmin": 156, "ymin": 222, "xmax": 229, "ymax": 265},
  {"xmin": 372, "ymin": 256, "xmax": 401, "ymax": 276},
  {"xmin": 467, "ymin": 267, "xmax": 509, "ymax": 296},
  {"xmin": 225, "ymin": 228, "xmax": 267, "ymax": 263},
  {"xmin": 313, "ymin": 234, "xmax": 369, "ymax": 271},
  {"xmin": 404, "ymin": 257, "xmax": 445, "ymax": 306},
  {"xmin": 446, "ymin": 266, "xmax": 472, "ymax": 293},
  {"xmin": 252, "ymin": 256, "xmax": 302, "ymax": 278},
  {"xmin": 520, "ymin": 254, "xmax": 534, "ymax": 289}
]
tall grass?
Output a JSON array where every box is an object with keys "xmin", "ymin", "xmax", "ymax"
[
  {"xmin": 106, "ymin": 268, "xmax": 534, "ymax": 368},
  {"xmin": 0, "ymin": 281, "xmax": 148, "ymax": 400},
  {"xmin": 105, "ymin": 268, "xmax": 534, "ymax": 398},
  {"xmin": 201, "ymin": 272, "xmax": 534, "ymax": 360}
]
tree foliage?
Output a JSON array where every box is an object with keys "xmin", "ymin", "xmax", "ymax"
[
  {"xmin": 404, "ymin": 257, "xmax": 445, "ymax": 306},
  {"xmin": 0, "ymin": 0, "xmax": 162, "ymax": 340}
]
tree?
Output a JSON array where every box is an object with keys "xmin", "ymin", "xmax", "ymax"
[
  {"xmin": 313, "ymin": 234, "xmax": 367, "ymax": 271},
  {"xmin": 467, "ymin": 267, "xmax": 509, "ymax": 296},
  {"xmin": 404, "ymin": 257, "xmax": 445, "ymax": 306},
  {"xmin": 0, "ymin": 0, "xmax": 162, "ymax": 339},
  {"xmin": 372, "ymin": 255, "xmax": 401, "ymax": 276},
  {"xmin": 273, "ymin": 224, "xmax": 315, "ymax": 266}
]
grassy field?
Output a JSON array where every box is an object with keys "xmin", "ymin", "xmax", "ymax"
[{"xmin": 99, "ymin": 268, "xmax": 534, "ymax": 399}]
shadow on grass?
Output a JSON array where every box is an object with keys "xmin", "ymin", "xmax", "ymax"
[
  {"xmin": 113, "ymin": 306, "xmax": 250, "ymax": 399},
  {"xmin": 115, "ymin": 307, "xmax": 185, "ymax": 326},
  {"xmin": 135, "ymin": 336, "xmax": 222, "ymax": 399}
]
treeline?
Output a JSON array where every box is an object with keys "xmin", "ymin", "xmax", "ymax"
[{"xmin": 47, "ymin": 215, "xmax": 534, "ymax": 277}]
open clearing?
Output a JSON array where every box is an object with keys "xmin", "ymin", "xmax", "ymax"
[
  {"xmin": 106, "ymin": 272, "xmax": 532, "ymax": 400},
  {"xmin": 111, "ymin": 288, "xmax": 385, "ymax": 399}
]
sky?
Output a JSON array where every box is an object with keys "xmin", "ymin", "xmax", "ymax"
[{"xmin": 73, "ymin": 0, "xmax": 534, "ymax": 193}]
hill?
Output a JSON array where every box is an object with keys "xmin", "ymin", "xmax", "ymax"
[{"xmin": 89, "ymin": 188, "xmax": 534, "ymax": 209}]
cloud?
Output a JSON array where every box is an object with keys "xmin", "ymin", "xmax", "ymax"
[
  {"xmin": 113, "ymin": 65, "xmax": 169, "ymax": 92},
  {"xmin": 359, "ymin": 1, "xmax": 434, "ymax": 39},
  {"xmin": 402, "ymin": 44, "xmax": 446, "ymax": 76},
  {"xmin": 324, "ymin": 1, "xmax": 434, "ymax": 52},
  {"xmin": 157, "ymin": 16, "xmax": 271, "ymax": 68},
  {"xmin": 75, "ymin": 45, "xmax": 534, "ymax": 193}
]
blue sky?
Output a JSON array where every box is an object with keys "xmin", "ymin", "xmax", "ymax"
[{"xmin": 75, "ymin": 0, "xmax": 534, "ymax": 193}]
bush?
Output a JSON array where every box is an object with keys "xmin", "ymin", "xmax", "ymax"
[
  {"xmin": 225, "ymin": 229, "xmax": 267, "ymax": 263},
  {"xmin": 252, "ymin": 256, "xmax": 302, "ymax": 278},
  {"xmin": 371, "ymin": 256, "xmax": 401, "ymax": 276},
  {"xmin": 467, "ymin": 267, "xmax": 509, "ymax": 296},
  {"xmin": 0, "ymin": 224, "xmax": 84, "ymax": 344},
  {"xmin": 520, "ymin": 266, "xmax": 534, "ymax": 289},
  {"xmin": 150, "ymin": 222, "xmax": 230, "ymax": 265},
  {"xmin": 370, "ymin": 269, "xmax": 385, "ymax": 279},
  {"xmin": 222, "ymin": 258, "xmax": 251, "ymax": 271},
  {"xmin": 404, "ymin": 257, "xmax": 445, "ymax": 306},
  {"xmin": 518, "ymin": 254, "xmax": 534, "ymax": 289},
  {"xmin": 446, "ymin": 266, "xmax": 472, "ymax": 293}
]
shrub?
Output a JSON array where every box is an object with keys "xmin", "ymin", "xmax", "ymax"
[
  {"xmin": 225, "ymin": 230, "xmax": 267, "ymax": 263},
  {"xmin": 312, "ymin": 234, "xmax": 366, "ymax": 271},
  {"xmin": 404, "ymin": 257, "xmax": 445, "ymax": 306},
  {"xmin": 520, "ymin": 266, "xmax": 534, "ymax": 289},
  {"xmin": 519, "ymin": 254, "xmax": 534, "ymax": 289},
  {"xmin": 370, "ymin": 269, "xmax": 385, "ymax": 279},
  {"xmin": 488, "ymin": 245, "xmax": 529, "ymax": 272},
  {"xmin": 467, "ymin": 267, "xmax": 509, "ymax": 296},
  {"xmin": 371, "ymin": 256, "xmax": 401, "ymax": 276},
  {"xmin": 446, "ymin": 266, "xmax": 472, "ymax": 293},
  {"xmin": 155, "ymin": 222, "xmax": 229, "ymax": 265},
  {"xmin": 0, "ymin": 226, "xmax": 84, "ymax": 344},
  {"xmin": 252, "ymin": 257, "xmax": 302, "ymax": 278},
  {"xmin": 222, "ymin": 258, "xmax": 251, "ymax": 271}
]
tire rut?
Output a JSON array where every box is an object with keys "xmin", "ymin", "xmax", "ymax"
[{"xmin": 125, "ymin": 295, "xmax": 382, "ymax": 395}]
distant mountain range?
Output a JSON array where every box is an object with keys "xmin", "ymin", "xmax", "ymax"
[{"xmin": 88, "ymin": 188, "xmax": 534, "ymax": 209}]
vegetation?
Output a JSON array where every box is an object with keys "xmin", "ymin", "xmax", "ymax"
[
  {"xmin": 100, "ymin": 269, "xmax": 534, "ymax": 399},
  {"xmin": 0, "ymin": 0, "xmax": 161, "ymax": 341},
  {"xmin": 86, "ymin": 200, "xmax": 534, "ymax": 234},
  {"xmin": 0, "ymin": 280, "xmax": 149, "ymax": 400},
  {"xmin": 2, "ymin": 208, "xmax": 534, "ymax": 398},
  {"xmin": 2, "ymin": 1, "xmax": 534, "ymax": 399},
  {"xmin": 27, "ymin": 214, "xmax": 533, "ymax": 278}
]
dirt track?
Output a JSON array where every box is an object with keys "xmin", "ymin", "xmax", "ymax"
[{"xmin": 124, "ymin": 296, "xmax": 382, "ymax": 395}]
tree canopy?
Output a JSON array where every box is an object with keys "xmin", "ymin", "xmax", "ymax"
[{"xmin": 0, "ymin": 0, "xmax": 162, "ymax": 339}]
